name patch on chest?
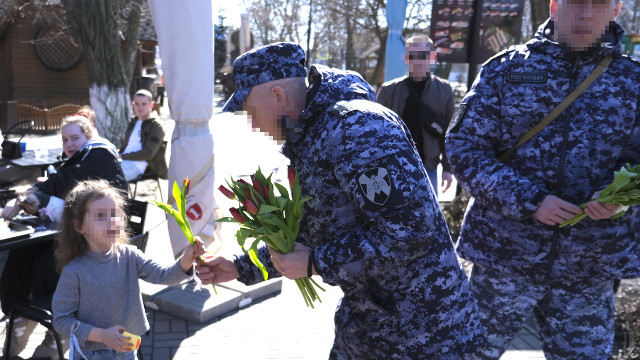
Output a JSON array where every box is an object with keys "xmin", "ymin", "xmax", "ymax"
[{"xmin": 507, "ymin": 72, "xmax": 547, "ymax": 83}]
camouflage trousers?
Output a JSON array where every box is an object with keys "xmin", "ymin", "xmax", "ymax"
[{"xmin": 467, "ymin": 264, "xmax": 615, "ymax": 360}]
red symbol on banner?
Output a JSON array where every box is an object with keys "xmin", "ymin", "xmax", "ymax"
[{"xmin": 187, "ymin": 203, "xmax": 202, "ymax": 221}]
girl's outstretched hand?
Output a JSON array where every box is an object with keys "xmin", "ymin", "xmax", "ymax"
[{"xmin": 179, "ymin": 236, "xmax": 205, "ymax": 272}]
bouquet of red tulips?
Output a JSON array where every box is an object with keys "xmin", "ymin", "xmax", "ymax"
[{"xmin": 218, "ymin": 167, "xmax": 325, "ymax": 308}]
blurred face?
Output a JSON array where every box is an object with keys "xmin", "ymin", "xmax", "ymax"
[
  {"xmin": 405, "ymin": 40, "xmax": 437, "ymax": 81},
  {"xmin": 242, "ymin": 83, "xmax": 287, "ymax": 141},
  {"xmin": 132, "ymin": 95, "xmax": 154, "ymax": 120},
  {"xmin": 550, "ymin": 0, "xmax": 621, "ymax": 52},
  {"xmin": 77, "ymin": 196, "xmax": 123, "ymax": 253},
  {"xmin": 61, "ymin": 124, "xmax": 89, "ymax": 158}
]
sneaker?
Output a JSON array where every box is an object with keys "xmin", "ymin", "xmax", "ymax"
[
  {"xmin": 3, "ymin": 318, "xmax": 38, "ymax": 357},
  {"xmin": 32, "ymin": 328, "xmax": 68, "ymax": 360}
]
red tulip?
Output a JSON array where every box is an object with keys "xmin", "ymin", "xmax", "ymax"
[
  {"xmin": 237, "ymin": 179, "xmax": 250, "ymax": 187},
  {"xmin": 288, "ymin": 166, "xmax": 296, "ymax": 189},
  {"xmin": 218, "ymin": 185, "xmax": 236, "ymax": 200},
  {"xmin": 183, "ymin": 178, "xmax": 191, "ymax": 195},
  {"xmin": 244, "ymin": 199, "xmax": 259, "ymax": 215},
  {"xmin": 251, "ymin": 177, "xmax": 265, "ymax": 197},
  {"xmin": 229, "ymin": 208, "xmax": 245, "ymax": 223}
]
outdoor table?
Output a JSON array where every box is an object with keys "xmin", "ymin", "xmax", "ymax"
[
  {"xmin": 2, "ymin": 149, "xmax": 62, "ymax": 169},
  {"xmin": 0, "ymin": 215, "xmax": 58, "ymax": 251}
]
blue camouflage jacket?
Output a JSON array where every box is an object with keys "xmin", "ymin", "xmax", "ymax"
[
  {"xmin": 235, "ymin": 65, "xmax": 483, "ymax": 358},
  {"xmin": 446, "ymin": 19, "xmax": 640, "ymax": 281}
]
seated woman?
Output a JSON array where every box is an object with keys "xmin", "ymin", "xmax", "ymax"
[{"xmin": 0, "ymin": 114, "xmax": 127, "ymax": 359}]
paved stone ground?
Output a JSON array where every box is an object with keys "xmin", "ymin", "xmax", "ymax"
[{"xmin": 0, "ymin": 94, "xmax": 545, "ymax": 359}]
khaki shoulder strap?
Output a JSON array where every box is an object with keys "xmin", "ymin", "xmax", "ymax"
[{"xmin": 499, "ymin": 55, "xmax": 613, "ymax": 163}]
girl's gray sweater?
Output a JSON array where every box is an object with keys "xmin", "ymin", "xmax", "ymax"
[{"xmin": 53, "ymin": 244, "xmax": 192, "ymax": 351}]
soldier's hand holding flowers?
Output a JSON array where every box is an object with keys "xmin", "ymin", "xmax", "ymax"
[
  {"xmin": 269, "ymin": 243, "xmax": 317, "ymax": 279},
  {"xmin": 560, "ymin": 164, "xmax": 640, "ymax": 227}
]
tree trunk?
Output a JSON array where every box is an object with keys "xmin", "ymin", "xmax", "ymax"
[
  {"xmin": 633, "ymin": 1, "xmax": 639, "ymax": 33},
  {"xmin": 61, "ymin": 0, "xmax": 142, "ymax": 147},
  {"xmin": 89, "ymin": 85, "xmax": 131, "ymax": 145},
  {"xmin": 530, "ymin": 0, "xmax": 550, "ymax": 35},
  {"xmin": 369, "ymin": 38, "xmax": 386, "ymax": 86},
  {"xmin": 345, "ymin": 11, "xmax": 355, "ymax": 70}
]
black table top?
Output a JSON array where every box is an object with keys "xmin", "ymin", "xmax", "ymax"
[{"xmin": 0, "ymin": 215, "xmax": 58, "ymax": 251}]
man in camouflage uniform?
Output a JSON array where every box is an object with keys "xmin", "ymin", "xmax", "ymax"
[
  {"xmin": 198, "ymin": 42, "xmax": 484, "ymax": 359},
  {"xmin": 446, "ymin": 0, "xmax": 640, "ymax": 358}
]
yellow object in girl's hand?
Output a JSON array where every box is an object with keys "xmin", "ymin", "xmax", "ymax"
[{"xmin": 122, "ymin": 331, "xmax": 141, "ymax": 351}]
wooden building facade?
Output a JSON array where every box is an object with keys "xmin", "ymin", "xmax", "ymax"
[{"xmin": 0, "ymin": 1, "xmax": 158, "ymax": 134}]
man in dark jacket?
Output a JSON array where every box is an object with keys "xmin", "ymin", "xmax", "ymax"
[
  {"xmin": 120, "ymin": 89, "xmax": 168, "ymax": 180},
  {"xmin": 197, "ymin": 42, "xmax": 484, "ymax": 359},
  {"xmin": 377, "ymin": 35, "xmax": 454, "ymax": 196},
  {"xmin": 446, "ymin": 0, "xmax": 640, "ymax": 358}
]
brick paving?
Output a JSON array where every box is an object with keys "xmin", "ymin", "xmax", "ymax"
[{"xmin": 0, "ymin": 96, "xmax": 545, "ymax": 359}]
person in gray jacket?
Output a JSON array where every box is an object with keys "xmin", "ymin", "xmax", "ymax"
[
  {"xmin": 446, "ymin": 0, "xmax": 640, "ymax": 358},
  {"xmin": 377, "ymin": 35, "xmax": 454, "ymax": 196},
  {"xmin": 198, "ymin": 42, "xmax": 484, "ymax": 359},
  {"xmin": 53, "ymin": 180, "xmax": 204, "ymax": 358}
]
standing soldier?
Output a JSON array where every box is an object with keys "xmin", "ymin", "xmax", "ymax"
[
  {"xmin": 199, "ymin": 42, "xmax": 484, "ymax": 359},
  {"xmin": 446, "ymin": 0, "xmax": 640, "ymax": 358}
]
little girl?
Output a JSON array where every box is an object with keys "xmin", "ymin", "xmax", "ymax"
[{"xmin": 52, "ymin": 180, "xmax": 204, "ymax": 360}]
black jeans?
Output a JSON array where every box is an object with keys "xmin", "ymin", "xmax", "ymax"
[{"xmin": 0, "ymin": 242, "xmax": 59, "ymax": 314}]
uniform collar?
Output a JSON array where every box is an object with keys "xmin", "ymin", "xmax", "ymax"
[{"xmin": 528, "ymin": 18, "xmax": 622, "ymax": 62}]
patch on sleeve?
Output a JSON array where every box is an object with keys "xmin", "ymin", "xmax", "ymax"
[
  {"xmin": 357, "ymin": 167, "xmax": 394, "ymax": 206},
  {"xmin": 447, "ymin": 103, "xmax": 467, "ymax": 133}
]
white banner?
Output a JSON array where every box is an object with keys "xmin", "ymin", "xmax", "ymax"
[{"xmin": 147, "ymin": 0, "xmax": 221, "ymax": 256}]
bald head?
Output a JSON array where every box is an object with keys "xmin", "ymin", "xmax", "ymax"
[{"xmin": 241, "ymin": 77, "xmax": 307, "ymax": 142}]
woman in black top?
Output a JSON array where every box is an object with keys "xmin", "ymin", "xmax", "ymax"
[{"xmin": 0, "ymin": 114, "xmax": 127, "ymax": 358}]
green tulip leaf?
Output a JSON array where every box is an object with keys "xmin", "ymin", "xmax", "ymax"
[
  {"xmin": 274, "ymin": 182, "xmax": 290, "ymax": 199},
  {"xmin": 258, "ymin": 204, "xmax": 280, "ymax": 215},
  {"xmin": 276, "ymin": 197, "xmax": 289, "ymax": 210},
  {"xmin": 248, "ymin": 241, "xmax": 268, "ymax": 281}
]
